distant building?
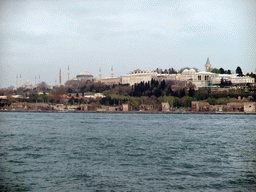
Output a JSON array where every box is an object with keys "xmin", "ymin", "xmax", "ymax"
[
  {"xmin": 191, "ymin": 101, "xmax": 256, "ymax": 113},
  {"xmin": 180, "ymin": 58, "xmax": 254, "ymax": 89},
  {"xmin": 161, "ymin": 102, "xmax": 170, "ymax": 112},
  {"xmin": 122, "ymin": 104, "xmax": 129, "ymax": 112},
  {"xmin": 99, "ymin": 67, "xmax": 121, "ymax": 85},
  {"xmin": 122, "ymin": 69, "xmax": 158, "ymax": 85},
  {"xmin": 100, "ymin": 77, "xmax": 121, "ymax": 85},
  {"xmin": 76, "ymin": 70, "xmax": 94, "ymax": 81}
]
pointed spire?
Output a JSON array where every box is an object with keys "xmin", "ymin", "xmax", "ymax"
[
  {"xmin": 39, "ymin": 75, "xmax": 40, "ymax": 84},
  {"xmin": 111, "ymin": 66, "xmax": 114, "ymax": 78},
  {"xmin": 99, "ymin": 67, "xmax": 102, "ymax": 80},
  {"xmin": 206, "ymin": 57, "xmax": 210, "ymax": 64},
  {"xmin": 67, "ymin": 66, "xmax": 70, "ymax": 81},
  {"xmin": 16, "ymin": 75, "xmax": 18, "ymax": 88},
  {"xmin": 20, "ymin": 74, "xmax": 22, "ymax": 87},
  {"xmin": 204, "ymin": 57, "xmax": 212, "ymax": 72},
  {"xmin": 59, "ymin": 68, "xmax": 62, "ymax": 86}
]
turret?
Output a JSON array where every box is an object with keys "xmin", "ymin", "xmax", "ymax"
[
  {"xmin": 111, "ymin": 66, "xmax": 114, "ymax": 78},
  {"xmin": 59, "ymin": 68, "xmax": 62, "ymax": 86},
  {"xmin": 99, "ymin": 67, "xmax": 102, "ymax": 80},
  {"xmin": 67, "ymin": 66, "xmax": 70, "ymax": 81},
  {"xmin": 204, "ymin": 57, "xmax": 211, "ymax": 72}
]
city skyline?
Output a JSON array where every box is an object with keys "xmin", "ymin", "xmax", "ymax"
[{"xmin": 1, "ymin": 0, "xmax": 256, "ymax": 88}]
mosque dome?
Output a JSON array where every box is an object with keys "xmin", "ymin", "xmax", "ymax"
[
  {"xmin": 189, "ymin": 69, "xmax": 196, "ymax": 73},
  {"xmin": 182, "ymin": 68, "xmax": 196, "ymax": 75},
  {"xmin": 182, "ymin": 69, "xmax": 189, "ymax": 74},
  {"xmin": 76, "ymin": 70, "xmax": 94, "ymax": 79}
]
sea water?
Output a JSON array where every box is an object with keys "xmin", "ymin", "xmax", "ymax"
[{"xmin": 0, "ymin": 112, "xmax": 255, "ymax": 191}]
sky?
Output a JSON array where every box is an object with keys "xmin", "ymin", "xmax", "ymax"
[{"xmin": 0, "ymin": 0, "xmax": 255, "ymax": 88}]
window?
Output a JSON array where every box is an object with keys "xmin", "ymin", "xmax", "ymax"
[{"xmin": 198, "ymin": 75, "xmax": 201, "ymax": 81}]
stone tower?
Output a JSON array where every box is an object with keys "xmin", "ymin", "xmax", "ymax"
[
  {"xmin": 67, "ymin": 66, "xmax": 70, "ymax": 81},
  {"xmin": 111, "ymin": 66, "xmax": 114, "ymax": 78},
  {"xmin": 16, "ymin": 75, "xmax": 18, "ymax": 88},
  {"xmin": 35, "ymin": 76, "xmax": 37, "ymax": 86},
  {"xmin": 20, "ymin": 74, "xmax": 22, "ymax": 87},
  {"xmin": 99, "ymin": 67, "xmax": 102, "ymax": 80},
  {"xmin": 59, "ymin": 68, "xmax": 62, "ymax": 86},
  {"xmin": 204, "ymin": 57, "xmax": 211, "ymax": 72}
]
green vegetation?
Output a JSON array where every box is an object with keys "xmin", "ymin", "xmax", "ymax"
[
  {"xmin": 236, "ymin": 66, "xmax": 243, "ymax": 76},
  {"xmin": 0, "ymin": 75, "xmax": 256, "ymax": 111},
  {"xmin": 211, "ymin": 68, "xmax": 231, "ymax": 74}
]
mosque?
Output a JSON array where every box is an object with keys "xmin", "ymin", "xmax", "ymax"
[
  {"xmin": 56, "ymin": 58, "xmax": 255, "ymax": 89},
  {"xmin": 16, "ymin": 58, "xmax": 254, "ymax": 89},
  {"xmin": 15, "ymin": 75, "xmax": 41, "ymax": 89}
]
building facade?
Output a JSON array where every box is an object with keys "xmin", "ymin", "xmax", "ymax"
[
  {"xmin": 121, "ymin": 69, "xmax": 158, "ymax": 85},
  {"xmin": 180, "ymin": 58, "xmax": 255, "ymax": 89}
]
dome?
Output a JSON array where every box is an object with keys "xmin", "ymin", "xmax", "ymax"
[
  {"xmin": 76, "ymin": 70, "xmax": 94, "ymax": 79},
  {"xmin": 78, "ymin": 70, "xmax": 92, "ymax": 76},
  {"xmin": 182, "ymin": 68, "xmax": 196, "ymax": 75},
  {"xmin": 25, "ymin": 80, "xmax": 32, "ymax": 86},
  {"xmin": 182, "ymin": 69, "xmax": 189, "ymax": 74},
  {"xmin": 190, "ymin": 69, "xmax": 196, "ymax": 73}
]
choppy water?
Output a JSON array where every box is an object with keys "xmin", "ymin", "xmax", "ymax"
[{"xmin": 0, "ymin": 112, "xmax": 255, "ymax": 191}]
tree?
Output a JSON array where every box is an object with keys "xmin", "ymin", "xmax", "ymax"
[
  {"xmin": 173, "ymin": 97, "xmax": 179, "ymax": 107},
  {"xmin": 188, "ymin": 88, "xmax": 195, "ymax": 97},
  {"xmin": 220, "ymin": 78, "xmax": 232, "ymax": 87},
  {"xmin": 168, "ymin": 68, "xmax": 178, "ymax": 74},
  {"xmin": 184, "ymin": 96, "xmax": 194, "ymax": 108},
  {"xmin": 195, "ymin": 92, "xmax": 203, "ymax": 100},
  {"xmin": 206, "ymin": 98, "xmax": 216, "ymax": 105},
  {"xmin": 36, "ymin": 93, "xmax": 48, "ymax": 102},
  {"xmin": 187, "ymin": 82, "xmax": 196, "ymax": 89},
  {"xmin": 37, "ymin": 82, "xmax": 48, "ymax": 92},
  {"xmin": 211, "ymin": 68, "xmax": 220, "ymax": 74},
  {"xmin": 236, "ymin": 66, "xmax": 243, "ymax": 76},
  {"xmin": 219, "ymin": 68, "xmax": 225, "ymax": 74}
]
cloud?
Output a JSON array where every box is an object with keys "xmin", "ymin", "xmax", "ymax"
[{"xmin": 0, "ymin": 0, "xmax": 255, "ymax": 87}]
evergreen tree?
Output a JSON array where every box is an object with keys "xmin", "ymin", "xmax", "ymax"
[
  {"xmin": 219, "ymin": 68, "xmax": 225, "ymax": 74},
  {"xmin": 236, "ymin": 66, "xmax": 243, "ymax": 76},
  {"xmin": 188, "ymin": 88, "xmax": 195, "ymax": 97},
  {"xmin": 211, "ymin": 68, "xmax": 220, "ymax": 74}
]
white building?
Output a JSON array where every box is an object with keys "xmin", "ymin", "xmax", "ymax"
[
  {"xmin": 121, "ymin": 69, "xmax": 158, "ymax": 85},
  {"xmin": 180, "ymin": 58, "xmax": 255, "ymax": 88}
]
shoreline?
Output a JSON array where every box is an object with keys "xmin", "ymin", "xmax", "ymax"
[{"xmin": 1, "ymin": 110, "xmax": 256, "ymax": 115}]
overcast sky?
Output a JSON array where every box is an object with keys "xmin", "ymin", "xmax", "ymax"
[{"xmin": 0, "ymin": 0, "xmax": 255, "ymax": 88}]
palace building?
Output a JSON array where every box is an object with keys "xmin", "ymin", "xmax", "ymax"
[{"xmin": 180, "ymin": 58, "xmax": 254, "ymax": 88}]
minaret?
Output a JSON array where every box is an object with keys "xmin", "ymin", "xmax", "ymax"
[
  {"xmin": 59, "ymin": 68, "xmax": 62, "ymax": 86},
  {"xmin": 111, "ymin": 66, "xmax": 114, "ymax": 78},
  {"xmin": 204, "ymin": 57, "xmax": 211, "ymax": 72},
  {"xmin": 67, "ymin": 66, "xmax": 70, "ymax": 81},
  {"xmin": 16, "ymin": 75, "xmax": 18, "ymax": 88},
  {"xmin": 35, "ymin": 76, "xmax": 37, "ymax": 86},
  {"xmin": 55, "ymin": 79, "xmax": 57, "ymax": 86},
  {"xmin": 39, "ymin": 75, "xmax": 41, "ymax": 84},
  {"xmin": 99, "ymin": 67, "xmax": 102, "ymax": 80},
  {"xmin": 20, "ymin": 74, "xmax": 22, "ymax": 87}
]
